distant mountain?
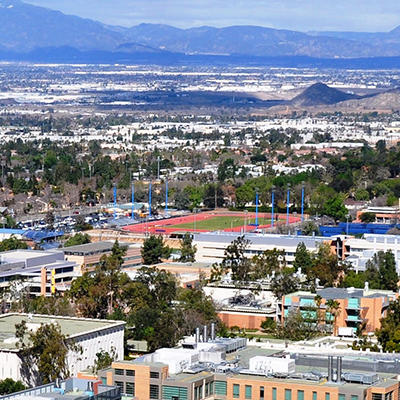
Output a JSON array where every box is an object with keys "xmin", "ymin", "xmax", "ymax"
[
  {"xmin": 124, "ymin": 24, "xmax": 386, "ymax": 58},
  {"xmin": 0, "ymin": 0, "xmax": 122, "ymax": 52},
  {"xmin": 337, "ymin": 88, "xmax": 400, "ymax": 111},
  {"xmin": 0, "ymin": 1, "xmax": 400, "ymax": 61},
  {"xmin": 290, "ymin": 83, "xmax": 360, "ymax": 107}
]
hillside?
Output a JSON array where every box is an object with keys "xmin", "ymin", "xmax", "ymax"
[
  {"xmin": 0, "ymin": 1, "xmax": 399, "ymax": 60},
  {"xmin": 290, "ymin": 83, "xmax": 360, "ymax": 107}
]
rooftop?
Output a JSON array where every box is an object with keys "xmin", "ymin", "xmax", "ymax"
[
  {"xmin": 0, "ymin": 313, "xmax": 125, "ymax": 351},
  {"xmin": 62, "ymin": 241, "xmax": 133, "ymax": 256},
  {"xmin": 0, "ymin": 377, "xmax": 120, "ymax": 400}
]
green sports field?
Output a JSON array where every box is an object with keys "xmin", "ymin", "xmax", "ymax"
[{"xmin": 169, "ymin": 215, "xmax": 271, "ymax": 231}]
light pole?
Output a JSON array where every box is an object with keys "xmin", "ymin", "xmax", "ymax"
[
  {"xmin": 131, "ymin": 180, "xmax": 135, "ymax": 220},
  {"xmin": 271, "ymin": 186, "xmax": 275, "ymax": 228},
  {"xmin": 165, "ymin": 180, "xmax": 169, "ymax": 216},
  {"xmin": 301, "ymin": 181, "xmax": 305, "ymax": 223},
  {"xmin": 255, "ymin": 188, "xmax": 259, "ymax": 229},
  {"xmin": 148, "ymin": 181, "xmax": 152, "ymax": 219},
  {"xmin": 286, "ymin": 184, "xmax": 291, "ymax": 226},
  {"xmin": 113, "ymin": 184, "xmax": 117, "ymax": 220}
]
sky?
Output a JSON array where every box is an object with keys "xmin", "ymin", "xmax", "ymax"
[{"xmin": 24, "ymin": 0, "xmax": 400, "ymax": 32}]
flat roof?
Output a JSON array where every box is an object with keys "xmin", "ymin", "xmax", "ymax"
[
  {"xmin": 0, "ymin": 313, "xmax": 125, "ymax": 351},
  {"xmin": 63, "ymin": 241, "xmax": 131, "ymax": 255}
]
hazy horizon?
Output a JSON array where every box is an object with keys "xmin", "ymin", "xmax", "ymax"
[{"xmin": 23, "ymin": 0, "xmax": 400, "ymax": 32}]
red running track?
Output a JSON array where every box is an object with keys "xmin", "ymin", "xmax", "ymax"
[{"xmin": 122, "ymin": 211, "xmax": 301, "ymax": 235}]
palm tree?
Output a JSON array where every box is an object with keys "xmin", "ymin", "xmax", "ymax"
[
  {"xmin": 314, "ymin": 295, "xmax": 323, "ymax": 328},
  {"xmin": 326, "ymin": 299, "xmax": 341, "ymax": 336}
]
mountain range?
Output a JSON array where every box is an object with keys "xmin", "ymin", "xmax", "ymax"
[{"xmin": 0, "ymin": 0, "xmax": 400, "ymax": 62}]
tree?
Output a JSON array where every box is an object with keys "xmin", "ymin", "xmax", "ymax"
[
  {"xmin": 141, "ymin": 235, "xmax": 172, "ymax": 265},
  {"xmin": 360, "ymin": 212, "xmax": 376, "ymax": 223},
  {"xmin": 91, "ymin": 347, "xmax": 117, "ymax": 374},
  {"xmin": 217, "ymin": 158, "xmax": 237, "ymax": 182},
  {"xmin": 271, "ymin": 272, "xmax": 299, "ymax": 300},
  {"xmin": 64, "ymin": 233, "xmax": 91, "ymax": 247},
  {"xmin": 0, "ymin": 236, "xmax": 28, "ymax": 252},
  {"xmin": 0, "ymin": 378, "xmax": 26, "ymax": 395},
  {"xmin": 251, "ymin": 249, "xmax": 286, "ymax": 280},
  {"xmin": 293, "ymin": 242, "xmax": 313, "ymax": 276},
  {"xmin": 275, "ymin": 309, "xmax": 318, "ymax": 341},
  {"xmin": 376, "ymin": 298, "xmax": 400, "ymax": 352},
  {"xmin": 44, "ymin": 211, "xmax": 55, "ymax": 230},
  {"xmin": 342, "ymin": 270, "xmax": 367, "ymax": 289},
  {"xmin": 203, "ymin": 184, "xmax": 224, "ymax": 208},
  {"xmin": 15, "ymin": 320, "xmax": 80, "ymax": 385},
  {"xmin": 261, "ymin": 318, "xmax": 276, "ymax": 333},
  {"xmin": 301, "ymin": 221, "xmax": 319, "ymax": 236},
  {"xmin": 69, "ymin": 241, "xmax": 129, "ymax": 318},
  {"xmin": 310, "ymin": 243, "xmax": 346, "ymax": 287},
  {"xmin": 365, "ymin": 251, "xmax": 399, "ymax": 291},
  {"xmin": 322, "ymin": 194, "xmax": 347, "ymax": 221},
  {"xmin": 326, "ymin": 299, "xmax": 341, "ymax": 336},
  {"xmin": 211, "ymin": 236, "xmax": 252, "ymax": 282},
  {"xmin": 179, "ymin": 233, "xmax": 197, "ymax": 263}
]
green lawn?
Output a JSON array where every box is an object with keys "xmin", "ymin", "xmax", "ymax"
[{"xmin": 170, "ymin": 215, "xmax": 272, "ymax": 231}]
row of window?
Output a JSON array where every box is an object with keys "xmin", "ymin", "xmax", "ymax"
[
  {"xmin": 114, "ymin": 368, "xmax": 159, "ymax": 379},
  {"xmin": 194, "ymin": 382, "xmax": 214, "ymax": 400},
  {"xmin": 232, "ymin": 384, "xmax": 362, "ymax": 400},
  {"xmin": 114, "ymin": 381, "xmax": 159, "ymax": 399}
]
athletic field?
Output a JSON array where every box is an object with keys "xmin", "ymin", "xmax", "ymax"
[{"xmin": 122, "ymin": 211, "xmax": 301, "ymax": 235}]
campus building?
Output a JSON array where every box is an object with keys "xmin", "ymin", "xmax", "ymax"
[
  {"xmin": 0, "ymin": 377, "xmax": 121, "ymax": 400},
  {"xmin": 203, "ymin": 284, "xmax": 278, "ymax": 330},
  {"xmin": 344, "ymin": 234, "xmax": 400, "ymax": 273},
  {"xmin": 0, "ymin": 249, "xmax": 77, "ymax": 297},
  {"xmin": 281, "ymin": 286, "xmax": 397, "ymax": 334},
  {"xmin": 63, "ymin": 240, "xmax": 142, "ymax": 272},
  {"xmin": 0, "ymin": 313, "xmax": 125, "ymax": 383},
  {"xmin": 193, "ymin": 233, "xmax": 341, "ymax": 266},
  {"xmin": 98, "ymin": 332, "xmax": 399, "ymax": 400}
]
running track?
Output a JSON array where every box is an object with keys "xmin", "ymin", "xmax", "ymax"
[{"xmin": 122, "ymin": 211, "xmax": 301, "ymax": 235}]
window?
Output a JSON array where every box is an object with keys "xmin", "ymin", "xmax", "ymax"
[
  {"xmin": 150, "ymin": 385, "xmax": 159, "ymax": 399},
  {"xmin": 245, "ymin": 385, "xmax": 252, "ymax": 399},
  {"xmin": 351, "ymin": 396, "xmax": 358, "ymax": 400},
  {"xmin": 285, "ymin": 389, "xmax": 292, "ymax": 400},
  {"xmin": 233, "ymin": 384, "xmax": 240, "ymax": 399},
  {"xmin": 325, "ymin": 393, "xmax": 331, "ymax": 400},
  {"xmin": 339, "ymin": 395, "xmax": 346, "ymax": 400},
  {"xmin": 115, "ymin": 369, "xmax": 124, "ymax": 376},
  {"xmin": 272, "ymin": 388, "xmax": 277, "ymax": 400},
  {"xmin": 126, "ymin": 369, "xmax": 135, "ymax": 377},
  {"xmin": 150, "ymin": 371, "xmax": 160, "ymax": 379},
  {"xmin": 210, "ymin": 382, "xmax": 214, "ymax": 395},
  {"xmin": 260, "ymin": 387, "xmax": 265, "ymax": 400},
  {"xmin": 115, "ymin": 381, "xmax": 124, "ymax": 392},
  {"xmin": 372, "ymin": 394, "xmax": 383, "ymax": 400},
  {"xmin": 385, "ymin": 393, "xmax": 393, "ymax": 400},
  {"xmin": 313, "ymin": 392, "xmax": 317, "ymax": 400},
  {"xmin": 298, "ymin": 391, "xmax": 304, "ymax": 400},
  {"xmin": 215, "ymin": 381, "xmax": 227, "ymax": 396},
  {"xmin": 126, "ymin": 382, "xmax": 135, "ymax": 396},
  {"xmin": 206, "ymin": 383, "xmax": 210, "ymax": 397}
]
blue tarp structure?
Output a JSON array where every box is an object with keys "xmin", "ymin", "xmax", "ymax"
[
  {"xmin": 319, "ymin": 223, "xmax": 399, "ymax": 237},
  {"xmin": 23, "ymin": 230, "xmax": 64, "ymax": 242}
]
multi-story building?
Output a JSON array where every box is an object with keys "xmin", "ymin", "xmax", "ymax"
[
  {"xmin": 0, "ymin": 313, "xmax": 125, "ymax": 383},
  {"xmin": 0, "ymin": 377, "xmax": 121, "ymax": 400},
  {"xmin": 193, "ymin": 233, "xmax": 340, "ymax": 266},
  {"xmin": 98, "ymin": 333, "xmax": 399, "ymax": 400},
  {"xmin": 344, "ymin": 234, "xmax": 400, "ymax": 273},
  {"xmin": 0, "ymin": 249, "xmax": 77, "ymax": 297},
  {"xmin": 63, "ymin": 240, "xmax": 142, "ymax": 272},
  {"xmin": 281, "ymin": 286, "xmax": 397, "ymax": 334}
]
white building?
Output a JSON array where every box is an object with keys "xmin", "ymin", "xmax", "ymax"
[
  {"xmin": 0, "ymin": 313, "xmax": 125, "ymax": 384},
  {"xmin": 193, "ymin": 232, "xmax": 327, "ymax": 265}
]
